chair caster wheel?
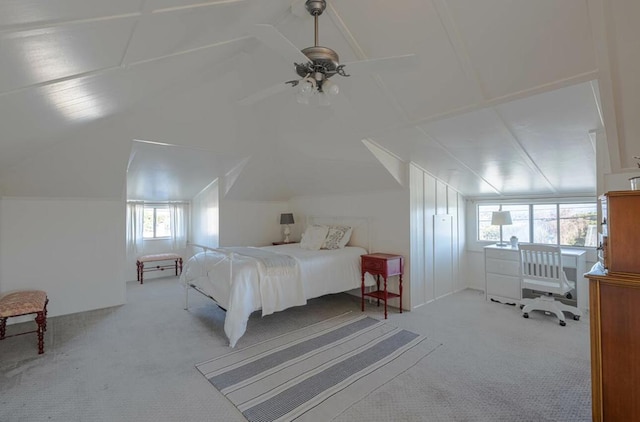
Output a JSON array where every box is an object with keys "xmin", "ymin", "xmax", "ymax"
[
  {"xmin": 573, "ymin": 315, "xmax": 580, "ymax": 321},
  {"xmin": 559, "ymin": 320, "xmax": 566, "ymax": 326},
  {"xmin": 523, "ymin": 313, "xmax": 529, "ymax": 319}
]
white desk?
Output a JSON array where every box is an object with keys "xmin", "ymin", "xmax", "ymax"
[{"xmin": 484, "ymin": 245, "xmax": 588, "ymax": 312}]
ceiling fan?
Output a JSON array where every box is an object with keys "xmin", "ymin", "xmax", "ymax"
[{"xmin": 239, "ymin": 0, "xmax": 417, "ymax": 107}]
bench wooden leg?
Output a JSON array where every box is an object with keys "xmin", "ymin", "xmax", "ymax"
[
  {"xmin": 138, "ymin": 261, "xmax": 144, "ymax": 284},
  {"xmin": 44, "ymin": 299, "xmax": 49, "ymax": 332},
  {"xmin": 0, "ymin": 317, "xmax": 6, "ymax": 340},
  {"xmin": 35, "ymin": 311, "xmax": 45, "ymax": 354}
]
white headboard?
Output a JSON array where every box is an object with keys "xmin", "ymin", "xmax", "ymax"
[{"xmin": 306, "ymin": 215, "xmax": 371, "ymax": 252}]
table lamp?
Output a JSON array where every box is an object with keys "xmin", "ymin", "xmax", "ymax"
[
  {"xmin": 280, "ymin": 213, "xmax": 294, "ymax": 243},
  {"xmin": 491, "ymin": 211, "xmax": 512, "ymax": 247}
]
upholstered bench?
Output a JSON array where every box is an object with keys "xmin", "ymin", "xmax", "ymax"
[
  {"xmin": 0, "ymin": 290, "xmax": 49, "ymax": 354},
  {"xmin": 136, "ymin": 253, "xmax": 183, "ymax": 284}
]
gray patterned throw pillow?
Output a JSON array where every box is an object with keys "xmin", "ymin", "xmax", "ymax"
[{"xmin": 322, "ymin": 225, "xmax": 352, "ymax": 249}]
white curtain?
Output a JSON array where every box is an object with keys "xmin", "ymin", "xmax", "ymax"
[
  {"xmin": 126, "ymin": 201, "xmax": 145, "ymax": 256},
  {"xmin": 170, "ymin": 202, "xmax": 188, "ymax": 250}
]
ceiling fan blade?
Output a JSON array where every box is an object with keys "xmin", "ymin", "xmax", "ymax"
[
  {"xmin": 342, "ymin": 54, "xmax": 418, "ymax": 75},
  {"xmin": 238, "ymin": 82, "xmax": 292, "ymax": 106},
  {"xmin": 249, "ymin": 24, "xmax": 310, "ymax": 66}
]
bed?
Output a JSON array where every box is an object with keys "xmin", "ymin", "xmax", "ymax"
[{"xmin": 180, "ymin": 216, "xmax": 375, "ymax": 347}]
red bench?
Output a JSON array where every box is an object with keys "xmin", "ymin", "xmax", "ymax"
[
  {"xmin": 136, "ymin": 253, "xmax": 183, "ymax": 284},
  {"xmin": 0, "ymin": 290, "xmax": 49, "ymax": 354}
]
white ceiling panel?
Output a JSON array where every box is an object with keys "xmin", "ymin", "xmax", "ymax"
[
  {"xmin": 447, "ymin": 0, "xmax": 596, "ymax": 100},
  {"xmin": 331, "ymin": 0, "xmax": 478, "ymax": 121},
  {"xmin": 0, "ymin": 19, "xmax": 137, "ymax": 93},
  {"xmin": 127, "ymin": 141, "xmax": 245, "ymax": 201},
  {"xmin": 421, "ymin": 108, "xmax": 556, "ymax": 195},
  {"xmin": 494, "ymin": 81, "xmax": 599, "ymax": 193},
  {"xmin": 408, "ymin": 134, "xmax": 500, "ymax": 196},
  {"xmin": 122, "ymin": 1, "xmax": 290, "ymax": 65},
  {"xmin": 0, "ymin": 0, "xmax": 143, "ymax": 28},
  {"xmin": 1, "ymin": 0, "xmax": 632, "ymax": 201}
]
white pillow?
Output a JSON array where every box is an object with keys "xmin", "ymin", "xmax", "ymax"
[
  {"xmin": 322, "ymin": 225, "xmax": 353, "ymax": 250},
  {"xmin": 300, "ymin": 225, "xmax": 329, "ymax": 250}
]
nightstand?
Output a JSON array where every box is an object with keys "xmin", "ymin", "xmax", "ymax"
[{"xmin": 361, "ymin": 253, "xmax": 404, "ymax": 319}]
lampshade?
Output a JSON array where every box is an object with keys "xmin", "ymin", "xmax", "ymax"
[
  {"xmin": 491, "ymin": 211, "xmax": 512, "ymax": 226},
  {"xmin": 280, "ymin": 213, "xmax": 294, "ymax": 225}
]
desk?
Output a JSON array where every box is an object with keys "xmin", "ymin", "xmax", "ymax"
[{"xmin": 484, "ymin": 245, "xmax": 587, "ymax": 312}]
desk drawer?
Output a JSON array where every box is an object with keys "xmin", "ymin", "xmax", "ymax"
[
  {"xmin": 486, "ymin": 258, "xmax": 520, "ymax": 276},
  {"xmin": 485, "ymin": 248, "xmax": 519, "ymax": 261},
  {"xmin": 362, "ymin": 259, "xmax": 384, "ymax": 273},
  {"xmin": 562, "ymin": 256, "xmax": 577, "ymax": 268}
]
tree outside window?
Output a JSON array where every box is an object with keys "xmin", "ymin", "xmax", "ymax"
[
  {"xmin": 559, "ymin": 203, "xmax": 597, "ymax": 247},
  {"xmin": 143, "ymin": 207, "xmax": 171, "ymax": 239},
  {"xmin": 533, "ymin": 204, "xmax": 558, "ymax": 244}
]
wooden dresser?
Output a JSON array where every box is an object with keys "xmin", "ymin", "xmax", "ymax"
[{"xmin": 587, "ymin": 190, "xmax": 640, "ymax": 421}]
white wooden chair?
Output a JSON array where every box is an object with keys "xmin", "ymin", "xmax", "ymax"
[{"xmin": 519, "ymin": 244, "xmax": 582, "ymax": 326}]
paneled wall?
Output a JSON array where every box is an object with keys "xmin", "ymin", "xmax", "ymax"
[{"xmin": 409, "ymin": 164, "xmax": 467, "ymax": 307}]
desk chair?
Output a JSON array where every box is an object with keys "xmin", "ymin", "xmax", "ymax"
[{"xmin": 519, "ymin": 244, "xmax": 582, "ymax": 326}]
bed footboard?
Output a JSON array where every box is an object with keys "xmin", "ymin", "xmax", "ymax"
[{"xmin": 183, "ymin": 244, "xmax": 235, "ymax": 312}]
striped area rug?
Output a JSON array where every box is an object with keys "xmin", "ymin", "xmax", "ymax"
[{"xmin": 196, "ymin": 313, "xmax": 441, "ymax": 422}]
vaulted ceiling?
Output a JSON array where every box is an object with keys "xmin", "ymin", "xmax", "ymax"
[{"xmin": 0, "ymin": 0, "xmax": 637, "ymax": 201}]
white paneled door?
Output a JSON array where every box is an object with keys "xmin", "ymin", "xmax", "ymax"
[{"xmin": 434, "ymin": 214, "xmax": 454, "ymax": 299}]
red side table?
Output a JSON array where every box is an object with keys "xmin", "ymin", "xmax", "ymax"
[{"xmin": 361, "ymin": 253, "xmax": 404, "ymax": 319}]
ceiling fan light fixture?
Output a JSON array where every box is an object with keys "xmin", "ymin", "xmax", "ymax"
[
  {"xmin": 322, "ymin": 79, "xmax": 339, "ymax": 96},
  {"xmin": 298, "ymin": 77, "xmax": 316, "ymax": 97}
]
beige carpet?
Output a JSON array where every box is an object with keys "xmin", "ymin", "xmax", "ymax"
[{"xmin": 0, "ymin": 277, "xmax": 591, "ymax": 421}]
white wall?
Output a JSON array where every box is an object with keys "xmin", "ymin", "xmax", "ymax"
[
  {"xmin": 290, "ymin": 189, "xmax": 410, "ymax": 308},
  {"xmin": 603, "ymin": 171, "xmax": 640, "ymax": 192},
  {"xmin": 0, "ymin": 197, "xmax": 126, "ymax": 319},
  {"xmin": 192, "ymin": 180, "xmax": 220, "ymax": 248},
  {"xmin": 219, "ymin": 199, "xmax": 290, "ymax": 247}
]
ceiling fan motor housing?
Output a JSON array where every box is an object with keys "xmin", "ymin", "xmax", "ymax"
[
  {"xmin": 305, "ymin": 0, "xmax": 327, "ymax": 16},
  {"xmin": 296, "ymin": 46, "xmax": 340, "ymax": 78}
]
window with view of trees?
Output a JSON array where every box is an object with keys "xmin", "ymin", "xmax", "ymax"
[
  {"xmin": 143, "ymin": 207, "xmax": 171, "ymax": 239},
  {"xmin": 478, "ymin": 202, "xmax": 597, "ymax": 247}
]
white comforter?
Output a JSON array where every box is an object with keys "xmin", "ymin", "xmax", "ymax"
[{"xmin": 180, "ymin": 244, "xmax": 375, "ymax": 347}]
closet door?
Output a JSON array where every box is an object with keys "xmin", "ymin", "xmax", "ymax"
[{"xmin": 434, "ymin": 214, "xmax": 453, "ymax": 299}]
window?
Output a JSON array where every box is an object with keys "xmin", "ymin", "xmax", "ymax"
[
  {"xmin": 533, "ymin": 204, "xmax": 557, "ymax": 244},
  {"xmin": 478, "ymin": 204, "xmax": 530, "ymax": 243},
  {"xmin": 143, "ymin": 206, "xmax": 171, "ymax": 239},
  {"xmin": 559, "ymin": 203, "xmax": 598, "ymax": 247},
  {"xmin": 477, "ymin": 202, "xmax": 597, "ymax": 247}
]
